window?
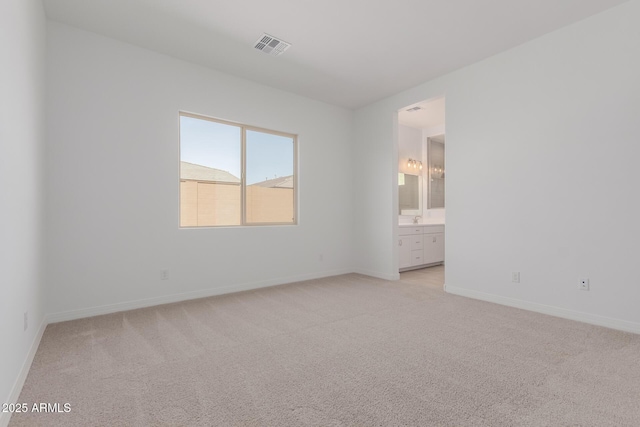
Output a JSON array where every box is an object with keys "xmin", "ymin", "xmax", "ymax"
[{"xmin": 179, "ymin": 112, "xmax": 297, "ymax": 227}]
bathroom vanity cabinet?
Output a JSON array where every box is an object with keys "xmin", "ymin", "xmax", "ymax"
[{"xmin": 398, "ymin": 224, "xmax": 444, "ymax": 271}]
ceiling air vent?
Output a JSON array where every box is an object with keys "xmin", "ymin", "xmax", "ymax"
[
  {"xmin": 254, "ymin": 33, "xmax": 291, "ymax": 57},
  {"xmin": 406, "ymin": 106, "xmax": 422, "ymax": 112}
]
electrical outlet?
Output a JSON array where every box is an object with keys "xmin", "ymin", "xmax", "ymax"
[
  {"xmin": 160, "ymin": 269, "xmax": 169, "ymax": 280},
  {"xmin": 511, "ymin": 272, "xmax": 520, "ymax": 283},
  {"xmin": 24, "ymin": 312, "xmax": 28, "ymax": 332},
  {"xmin": 579, "ymin": 278, "xmax": 589, "ymax": 291}
]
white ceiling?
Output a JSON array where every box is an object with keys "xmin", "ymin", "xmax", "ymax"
[{"xmin": 42, "ymin": 0, "xmax": 628, "ymax": 109}]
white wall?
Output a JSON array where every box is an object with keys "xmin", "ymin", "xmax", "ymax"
[
  {"xmin": 44, "ymin": 23, "xmax": 354, "ymax": 318},
  {"xmin": 398, "ymin": 125, "xmax": 423, "ymax": 221},
  {"xmin": 0, "ymin": 0, "xmax": 46, "ymax": 420},
  {"xmin": 422, "ymin": 125, "xmax": 445, "ymax": 139},
  {"xmin": 398, "ymin": 125, "xmax": 422, "ymax": 175},
  {"xmin": 353, "ymin": 106, "xmax": 399, "ymax": 280},
  {"xmin": 354, "ymin": 0, "xmax": 640, "ymax": 331}
]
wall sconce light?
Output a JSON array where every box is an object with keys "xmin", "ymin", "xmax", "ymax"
[
  {"xmin": 407, "ymin": 159, "xmax": 423, "ymax": 170},
  {"xmin": 431, "ymin": 165, "xmax": 445, "ymax": 178}
]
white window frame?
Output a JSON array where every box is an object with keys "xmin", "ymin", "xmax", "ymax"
[{"xmin": 179, "ymin": 111, "xmax": 298, "ymax": 228}]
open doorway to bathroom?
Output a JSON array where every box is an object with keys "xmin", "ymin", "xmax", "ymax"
[{"xmin": 397, "ymin": 96, "xmax": 445, "ymax": 289}]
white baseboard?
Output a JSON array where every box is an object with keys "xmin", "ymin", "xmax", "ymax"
[
  {"xmin": 353, "ymin": 268, "xmax": 399, "ymax": 281},
  {"xmin": 444, "ymin": 284, "xmax": 640, "ymax": 335},
  {"xmin": 1, "ymin": 318, "xmax": 47, "ymax": 427},
  {"xmin": 46, "ymin": 268, "xmax": 353, "ymax": 324}
]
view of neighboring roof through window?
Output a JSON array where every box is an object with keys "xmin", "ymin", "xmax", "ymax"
[{"xmin": 179, "ymin": 113, "xmax": 296, "ymax": 227}]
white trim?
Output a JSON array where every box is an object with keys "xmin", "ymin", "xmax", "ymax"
[
  {"xmin": 1, "ymin": 318, "xmax": 47, "ymax": 427},
  {"xmin": 354, "ymin": 268, "xmax": 400, "ymax": 281},
  {"xmin": 46, "ymin": 269, "xmax": 352, "ymax": 324},
  {"xmin": 399, "ymin": 261, "xmax": 443, "ymax": 273},
  {"xmin": 444, "ymin": 284, "xmax": 640, "ymax": 335}
]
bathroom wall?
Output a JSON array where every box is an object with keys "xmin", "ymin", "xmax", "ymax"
[
  {"xmin": 398, "ymin": 125, "xmax": 422, "ymax": 175},
  {"xmin": 398, "ymin": 125, "xmax": 423, "ymax": 221}
]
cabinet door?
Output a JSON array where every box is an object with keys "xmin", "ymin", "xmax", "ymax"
[
  {"xmin": 423, "ymin": 232, "xmax": 445, "ymax": 264},
  {"xmin": 433, "ymin": 232, "xmax": 444, "ymax": 262},
  {"xmin": 399, "ymin": 236, "xmax": 413, "ymax": 269}
]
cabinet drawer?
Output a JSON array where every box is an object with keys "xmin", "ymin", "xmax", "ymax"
[
  {"xmin": 411, "ymin": 250, "xmax": 424, "ymax": 266},
  {"xmin": 399, "ymin": 226, "xmax": 423, "ymax": 236},
  {"xmin": 411, "ymin": 235, "xmax": 423, "ymax": 250},
  {"xmin": 423, "ymin": 225, "xmax": 445, "ymax": 234}
]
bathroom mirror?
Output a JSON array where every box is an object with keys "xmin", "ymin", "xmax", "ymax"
[
  {"xmin": 427, "ymin": 135, "xmax": 445, "ymax": 209},
  {"xmin": 399, "ymin": 173, "xmax": 422, "ymax": 215}
]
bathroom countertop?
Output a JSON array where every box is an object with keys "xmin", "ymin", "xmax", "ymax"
[{"xmin": 399, "ymin": 219, "xmax": 445, "ymax": 226}]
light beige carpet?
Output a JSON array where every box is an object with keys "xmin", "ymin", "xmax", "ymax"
[{"xmin": 10, "ymin": 270, "xmax": 640, "ymax": 426}]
